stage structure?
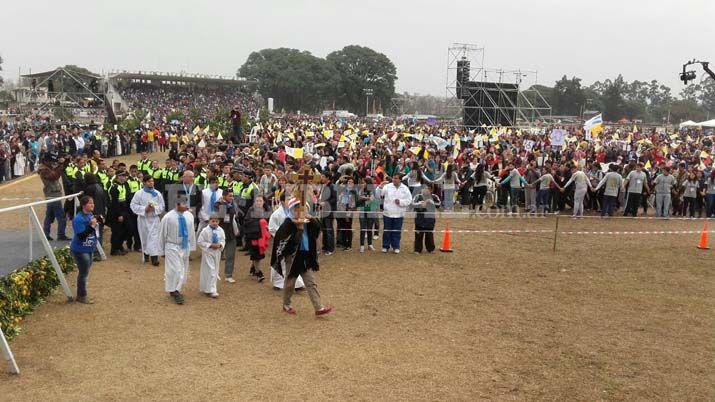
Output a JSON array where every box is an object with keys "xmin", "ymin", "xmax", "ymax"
[
  {"xmin": 445, "ymin": 43, "xmax": 552, "ymax": 129},
  {"xmin": 389, "ymin": 96, "xmax": 406, "ymax": 116},
  {"xmin": 15, "ymin": 67, "xmax": 106, "ymax": 121}
]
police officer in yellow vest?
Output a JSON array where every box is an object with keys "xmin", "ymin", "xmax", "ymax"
[
  {"xmin": 126, "ymin": 165, "xmax": 143, "ymax": 252},
  {"xmin": 137, "ymin": 152, "xmax": 152, "ymax": 176},
  {"xmin": 108, "ymin": 171, "xmax": 132, "ymax": 255}
]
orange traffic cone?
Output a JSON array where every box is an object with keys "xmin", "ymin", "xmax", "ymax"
[
  {"xmin": 439, "ymin": 223, "xmax": 453, "ymax": 253},
  {"xmin": 697, "ymin": 220, "xmax": 710, "ymax": 250}
]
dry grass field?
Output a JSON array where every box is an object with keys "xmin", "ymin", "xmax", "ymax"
[{"xmin": 1, "ymin": 154, "xmax": 714, "ymax": 401}]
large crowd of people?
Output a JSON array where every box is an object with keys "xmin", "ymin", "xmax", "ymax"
[{"xmin": 4, "ymin": 84, "xmax": 715, "ymax": 311}]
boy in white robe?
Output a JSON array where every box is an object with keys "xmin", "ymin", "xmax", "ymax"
[
  {"xmin": 198, "ymin": 216, "xmax": 225, "ymax": 298},
  {"xmin": 130, "ymin": 175, "xmax": 165, "ymax": 266},
  {"xmin": 159, "ymin": 196, "xmax": 196, "ymax": 305}
]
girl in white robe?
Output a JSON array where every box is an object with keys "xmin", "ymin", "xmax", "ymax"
[{"xmin": 198, "ymin": 217, "xmax": 225, "ymax": 297}]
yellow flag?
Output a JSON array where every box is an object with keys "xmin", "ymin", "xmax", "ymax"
[
  {"xmin": 339, "ymin": 134, "xmax": 346, "ymax": 142},
  {"xmin": 644, "ymin": 160, "xmax": 651, "ymax": 169},
  {"xmin": 700, "ymin": 150, "xmax": 709, "ymax": 158},
  {"xmin": 193, "ymin": 126, "xmax": 201, "ymax": 135},
  {"xmin": 409, "ymin": 147, "xmax": 421, "ymax": 156},
  {"xmin": 305, "ymin": 131, "xmax": 314, "ymax": 138},
  {"xmin": 285, "ymin": 146, "xmax": 304, "ymax": 159},
  {"xmin": 323, "ymin": 130, "xmax": 332, "ymax": 139}
]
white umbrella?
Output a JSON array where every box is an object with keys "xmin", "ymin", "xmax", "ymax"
[
  {"xmin": 697, "ymin": 119, "xmax": 715, "ymax": 128},
  {"xmin": 679, "ymin": 120, "xmax": 699, "ymax": 128}
]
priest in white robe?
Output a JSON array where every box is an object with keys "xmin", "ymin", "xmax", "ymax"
[
  {"xmin": 198, "ymin": 215, "xmax": 225, "ymax": 298},
  {"xmin": 130, "ymin": 175, "xmax": 165, "ymax": 266},
  {"xmin": 196, "ymin": 176, "xmax": 223, "ymax": 237},
  {"xmin": 268, "ymin": 195, "xmax": 305, "ymax": 290},
  {"xmin": 159, "ymin": 196, "xmax": 196, "ymax": 305}
]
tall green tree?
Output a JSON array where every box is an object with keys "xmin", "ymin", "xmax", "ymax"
[
  {"xmin": 238, "ymin": 48, "xmax": 339, "ymax": 113},
  {"xmin": 326, "ymin": 45, "xmax": 397, "ymax": 115},
  {"xmin": 600, "ymin": 75, "xmax": 628, "ymax": 121},
  {"xmin": 552, "ymin": 75, "xmax": 586, "ymax": 115}
]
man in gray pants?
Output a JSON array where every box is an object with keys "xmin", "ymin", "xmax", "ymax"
[
  {"xmin": 654, "ymin": 166, "xmax": 676, "ymax": 218},
  {"xmin": 215, "ymin": 189, "xmax": 239, "ymax": 283}
]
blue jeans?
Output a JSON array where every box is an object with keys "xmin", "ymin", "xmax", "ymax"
[
  {"xmin": 43, "ymin": 201, "xmax": 67, "ymax": 237},
  {"xmin": 537, "ymin": 189, "xmax": 551, "ymax": 212},
  {"xmin": 72, "ymin": 251, "xmax": 93, "ymax": 297},
  {"xmin": 602, "ymin": 195, "xmax": 617, "ymax": 216},
  {"xmin": 382, "ymin": 216, "xmax": 403, "ymax": 251},
  {"xmin": 707, "ymin": 194, "xmax": 715, "ymax": 218},
  {"xmin": 321, "ymin": 216, "xmax": 335, "ymax": 252}
]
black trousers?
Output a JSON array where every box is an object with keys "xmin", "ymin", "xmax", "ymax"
[
  {"xmin": 110, "ymin": 219, "xmax": 129, "ymax": 252},
  {"xmin": 127, "ymin": 214, "xmax": 141, "ymax": 250},
  {"xmin": 624, "ymin": 192, "xmax": 642, "ymax": 216},
  {"xmin": 414, "ymin": 230, "xmax": 435, "ymax": 253}
]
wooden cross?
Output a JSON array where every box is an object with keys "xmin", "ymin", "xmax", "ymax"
[{"xmin": 289, "ymin": 165, "xmax": 319, "ymax": 211}]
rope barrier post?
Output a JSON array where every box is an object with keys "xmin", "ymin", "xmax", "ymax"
[
  {"xmin": 28, "ymin": 207, "xmax": 33, "ymax": 262},
  {"xmin": 0, "ymin": 326, "xmax": 20, "ymax": 374},
  {"xmin": 552, "ymin": 215, "xmax": 559, "ymax": 252},
  {"xmin": 28, "ymin": 206, "xmax": 74, "ymax": 301}
]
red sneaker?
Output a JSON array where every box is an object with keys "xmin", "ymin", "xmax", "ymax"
[
  {"xmin": 283, "ymin": 305, "xmax": 297, "ymax": 315},
  {"xmin": 315, "ymin": 306, "xmax": 333, "ymax": 316}
]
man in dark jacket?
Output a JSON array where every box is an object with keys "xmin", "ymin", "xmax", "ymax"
[
  {"xmin": 413, "ymin": 186, "xmax": 441, "ymax": 253},
  {"xmin": 107, "ymin": 171, "xmax": 132, "ymax": 255},
  {"xmin": 215, "ymin": 189, "xmax": 239, "ymax": 283},
  {"xmin": 270, "ymin": 199, "xmax": 332, "ymax": 316},
  {"xmin": 38, "ymin": 155, "xmax": 70, "ymax": 241},
  {"xmin": 318, "ymin": 172, "xmax": 337, "ymax": 255}
]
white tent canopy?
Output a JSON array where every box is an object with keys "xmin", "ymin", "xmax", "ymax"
[
  {"xmin": 697, "ymin": 119, "xmax": 715, "ymax": 128},
  {"xmin": 679, "ymin": 120, "xmax": 700, "ymax": 128}
]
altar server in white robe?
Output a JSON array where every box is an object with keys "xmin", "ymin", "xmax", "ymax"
[
  {"xmin": 198, "ymin": 215, "xmax": 225, "ymax": 298},
  {"xmin": 268, "ymin": 194, "xmax": 305, "ymax": 290},
  {"xmin": 196, "ymin": 176, "xmax": 223, "ymax": 237},
  {"xmin": 130, "ymin": 175, "xmax": 165, "ymax": 266},
  {"xmin": 159, "ymin": 196, "xmax": 196, "ymax": 305}
]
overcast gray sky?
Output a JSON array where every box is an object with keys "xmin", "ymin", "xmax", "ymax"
[{"xmin": 2, "ymin": 0, "xmax": 713, "ymax": 96}]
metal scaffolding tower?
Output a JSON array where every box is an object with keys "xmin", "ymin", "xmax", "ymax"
[{"xmin": 445, "ymin": 43, "xmax": 551, "ymax": 129}]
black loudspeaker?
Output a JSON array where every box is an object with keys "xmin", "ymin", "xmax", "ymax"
[
  {"xmin": 47, "ymin": 79, "xmax": 54, "ymax": 93},
  {"xmin": 460, "ymin": 81, "xmax": 519, "ymax": 128},
  {"xmin": 456, "ymin": 59, "xmax": 470, "ymax": 99}
]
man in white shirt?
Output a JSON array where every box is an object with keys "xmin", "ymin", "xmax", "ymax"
[{"xmin": 376, "ymin": 174, "xmax": 413, "ymax": 253}]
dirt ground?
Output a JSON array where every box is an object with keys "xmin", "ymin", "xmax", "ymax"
[{"xmin": 1, "ymin": 156, "xmax": 714, "ymax": 401}]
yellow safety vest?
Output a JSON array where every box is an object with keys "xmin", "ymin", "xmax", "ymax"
[
  {"xmin": 231, "ymin": 181, "xmax": 243, "ymax": 195},
  {"xmin": 128, "ymin": 178, "xmax": 141, "ymax": 193},
  {"xmin": 98, "ymin": 172, "xmax": 109, "ymax": 189},
  {"xmin": 110, "ymin": 183, "xmax": 127, "ymax": 202},
  {"xmin": 240, "ymin": 182, "xmax": 256, "ymax": 199}
]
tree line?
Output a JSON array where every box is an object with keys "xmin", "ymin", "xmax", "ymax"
[
  {"xmin": 237, "ymin": 45, "xmax": 397, "ymax": 115},
  {"xmin": 535, "ymin": 74, "xmax": 715, "ymax": 123}
]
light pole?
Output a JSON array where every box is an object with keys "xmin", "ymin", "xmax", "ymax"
[{"xmin": 363, "ymin": 88, "xmax": 373, "ymax": 116}]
